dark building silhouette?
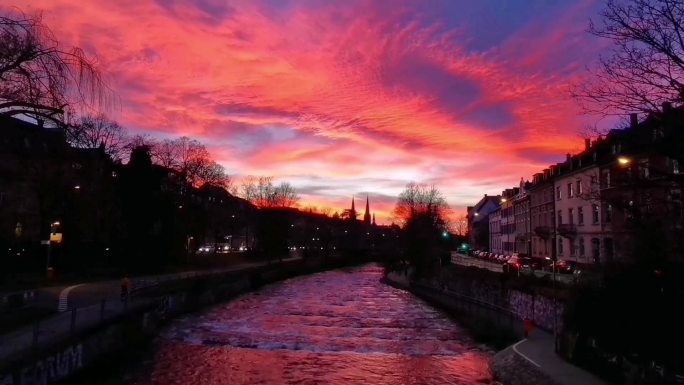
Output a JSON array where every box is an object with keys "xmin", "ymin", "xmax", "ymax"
[
  {"xmin": 467, "ymin": 194, "xmax": 501, "ymax": 251},
  {"xmin": 364, "ymin": 196, "xmax": 371, "ymax": 225}
]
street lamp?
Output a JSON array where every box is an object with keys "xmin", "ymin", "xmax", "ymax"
[
  {"xmin": 46, "ymin": 221, "xmax": 61, "ymax": 277},
  {"xmin": 617, "ymin": 156, "xmax": 632, "ymax": 166}
]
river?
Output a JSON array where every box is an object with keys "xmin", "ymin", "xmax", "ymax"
[{"xmin": 125, "ymin": 264, "xmax": 495, "ymax": 384}]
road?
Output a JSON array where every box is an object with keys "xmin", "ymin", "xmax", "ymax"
[
  {"xmin": 450, "ymin": 252, "xmax": 577, "ymax": 284},
  {"xmin": 450, "ymin": 252, "xmax": 503, "ymax": 272}
]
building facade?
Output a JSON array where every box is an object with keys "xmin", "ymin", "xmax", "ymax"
[
  {"xmin": 467, "ymin": 194, "xmax": 501, "ymax": 251},
  {"xmin": 489, "ymin": 207, "xmax": 502, "ymax": 254},
  {"xmin": 500, "ymin": 188, "xmax": 518, "ymax": 255},
  {"xmin": 529, "ymin": 168, "xmax": 556, "ymax": 260},
  {"xmin": 513, "ymin": 179, "xmax": 531, "ymax": 255}
]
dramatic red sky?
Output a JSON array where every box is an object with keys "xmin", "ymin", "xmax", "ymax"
[{"xmin": 12, "ymin": 0, "xmax": 614, "ymax": 223}]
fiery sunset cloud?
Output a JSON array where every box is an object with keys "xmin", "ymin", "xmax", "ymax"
[{"xmin": 11, "ymin": 0, "xmax": 610, "ymax": 223}]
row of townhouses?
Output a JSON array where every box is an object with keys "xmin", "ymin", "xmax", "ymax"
[{"xmin": 467, "ymin": 104, "xmax": 684, "ymax": 265}]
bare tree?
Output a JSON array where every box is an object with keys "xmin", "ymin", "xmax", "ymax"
[
  {"xmin": 393, "ymin": 182, "xmax": 451, "ymax": 229},
  {"xmin": 196, "ymin": 160, "xmax": 232, "ymax": 189},
  {"xmin": 573, "ymin": 0, "xmax": 684, "ymax": 116},
  {"xmin": 453, "ymin": 214, "xmax": 468, "ymax": 236},
  {"xmin": 151, "ymin": 136, "xmax": 231, "ymax": 188},
  {"xmin": 65, "ymin": 114, "xmax": 127, "ymax": 161},
  {"xmin": 394, "ymin": 182, "xmax": 452, "ymax": 276},
  {"xmin": 0, "ymin": 8, "xmax": 110, "ymax": 125},
  {"xmin": 240, "ymin": 176, "xmax": 299, "ymax": 208}
]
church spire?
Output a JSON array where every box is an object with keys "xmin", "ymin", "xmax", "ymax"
[
  {"xmin": 372, "ymin": 213, "xmax": 376, "ymax": 226},
  {"xmin": 350, "ymin": 196, "xmax": 357, "ymax": 221},
  {"xmin": 363, "ymin": 195, "xmax": 371, "ymax": 225}
]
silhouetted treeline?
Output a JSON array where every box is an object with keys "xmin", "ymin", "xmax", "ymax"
[{"xmin": 0, "ymin": 115, "xmax": 402, "ymax": 280}]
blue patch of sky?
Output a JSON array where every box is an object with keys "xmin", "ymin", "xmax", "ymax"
[
  {"xmin": 382, "ymin": 54, "xmax": 481, "ymax": 108},
  {"xmin": 403, "ymin": 0, "xmax": 574, "ymax": 52}
]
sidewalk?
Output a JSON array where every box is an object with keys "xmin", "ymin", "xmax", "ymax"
[{"xmin": 512, "ymin": 329, "xmax": 607, "ymax": 385}]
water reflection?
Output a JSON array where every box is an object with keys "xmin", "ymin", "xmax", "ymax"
[{"xmin": 131, "ymin": 265, "xmax": 494, "ymax": 385}]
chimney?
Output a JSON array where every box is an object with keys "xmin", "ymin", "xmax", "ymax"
[
  {"xmin": 663, "ymin": 101, "xmax": 672, "ymax": 113},
  {"xmin": 584, "ymin": 138, "xmax": 591, "ymax": 150},
  {"xmin": 630, "ymin": 113, "xmax": 638, "ymax": 128}
]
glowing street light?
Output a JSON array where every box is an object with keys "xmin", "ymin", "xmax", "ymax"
[
  {"xmin": 501, "ymin": 198, "xmax": 508, "ymax": 203},
  {"xmin": 617, "ymin": 156, "xmax": 632, "ymax": 166}
]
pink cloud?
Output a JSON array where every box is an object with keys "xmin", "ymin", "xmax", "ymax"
[{"xmin": 10, "ymin": 0, "xmax": 608, "ymax": 222}]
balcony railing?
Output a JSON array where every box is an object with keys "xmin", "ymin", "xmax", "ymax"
[
  {"xmin": 515, "ymin": 232, "xmax": 531, "ymax": 242},
  {"xmin": 533, "ymin": 226, "xmax": 551, "ymax": 240},
  {"xmin": 557, "ymin": 224, "xmax": 577, "ymax": 239}
]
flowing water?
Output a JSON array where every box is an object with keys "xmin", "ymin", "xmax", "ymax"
[{"xmin": 127, "ymin": 264, "xmax": 495, "ymax": 385}]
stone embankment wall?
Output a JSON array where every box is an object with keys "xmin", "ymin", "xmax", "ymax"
[
  {"xmin": 434, "ymin": 272, "xmax": 564, "ymax": 332},
  {"xmin": 384, "ymin": 271, "xmax": 563, "ymax": 385}
]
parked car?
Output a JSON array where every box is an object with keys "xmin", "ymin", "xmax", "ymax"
[
  {"xmin": 524, "ymin": 257, "xmax": 545, "ymax": 271},
  {"xmin": 544, "ymin": 259, "xmax": 578, "ymax": 274},
  {"xmin": 503, "ymin": 256, "xmax": 524, "ymax": 273},
  {"xmin": 556, "ymin": 260, "xmax": 578, "ymax": 274},
  {"xmin": 197, "ymin": 245, "xmax": 215, "ymax": 254}
]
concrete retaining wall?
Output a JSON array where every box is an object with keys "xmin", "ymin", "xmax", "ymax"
[{"xmin": 384, "ymin": 272, "xmax": 566, "ymax": 385}]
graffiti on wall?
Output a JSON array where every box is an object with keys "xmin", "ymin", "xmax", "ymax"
[{"xmin": 0, "ymin": 343, "xmax": 83, "ymax": 385}]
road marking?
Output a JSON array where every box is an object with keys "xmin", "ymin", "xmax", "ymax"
[
  {"xmin": 512, "ymin": 339, "xmax": 541, "ymax": 367},
  {"xmin": 57, "ymin": 284, "xmax": 84, "ymax": 312}
]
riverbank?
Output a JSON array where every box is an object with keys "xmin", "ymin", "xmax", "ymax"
[
  {"xmin": 1, "ymin": 255, "xmax": 373, "ymax": 385},
  {"xmin": 383, "ymin": 271, "xmax": 607, "ymax": 385}
]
